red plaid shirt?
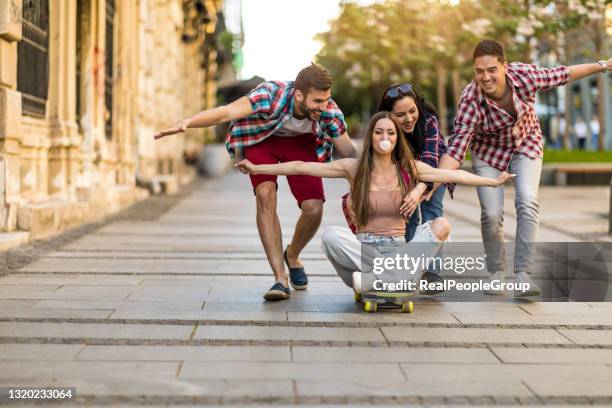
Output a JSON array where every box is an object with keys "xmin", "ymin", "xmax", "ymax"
[
  {"xmin": 226, "ymin": 81, "xmax": 347, "ymax": 162},
  {"xmin": 446, "ymin": 63, "xmax": 570, "ymax": 170}
]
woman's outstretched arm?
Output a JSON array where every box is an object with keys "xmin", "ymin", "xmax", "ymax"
[
  {"xmin": 235, "ymin": 158, "xmax": 356, "ymax": 179},
  {"xmin": 414, "ymin": 161, "xmax": 514, "ymax": 187}
]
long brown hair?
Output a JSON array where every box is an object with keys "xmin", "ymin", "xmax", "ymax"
[{"xmin": 350, "ymin": 111, "xmax": 418, "ymax": 227}]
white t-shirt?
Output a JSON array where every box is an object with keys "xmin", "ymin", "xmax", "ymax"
[
  {"xmin": 574, "ymin": 121, "xmax": 588, "ymax": 139},
  {"xmin": 272, "ymin": 116, "xmax": 314, "ymax": 137}
]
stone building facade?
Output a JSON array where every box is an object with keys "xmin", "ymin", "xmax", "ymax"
[{"xmin": 0, "ymin": 0, "xmax": 224, "ymax": 248}]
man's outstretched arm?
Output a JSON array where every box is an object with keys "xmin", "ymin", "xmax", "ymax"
[
  {"xmin": 154, "ymin": 96, "xmax": 253, "ymax": 140},
  {"xmin": 568, "ymin": 58, "xmax": 611, "ymax": 82}
]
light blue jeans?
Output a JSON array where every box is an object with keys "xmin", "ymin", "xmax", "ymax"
[
  {"xmin": 321, "ymin": 223, "xmax": 441, "ymax": 288},
  {"xmin": 405, "ymin": 185, "xmax": 446, "ymax": 275},
  {"xmin": 472, "ymin": 154, "xmax": 542, "ymax": 275}
]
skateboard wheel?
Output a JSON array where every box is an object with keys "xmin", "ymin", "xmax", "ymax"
[
  {"xmin": 401, "ymin": 301, "xmax": 414, "ymax": 313},
  {"xmin": 354, "ymin": 292, "xmax": 361, "ymax": 302},
  {"xmin": 364, "ymin": 300, "xmax": 377, "ymax": 313}
]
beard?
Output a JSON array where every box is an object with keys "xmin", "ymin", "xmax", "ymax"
[{"xmin": 297, "ymin": 101, "xmax": 322, "ymax": 121}]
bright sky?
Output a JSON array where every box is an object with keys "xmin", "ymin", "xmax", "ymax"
[{"xmin": 240, "ymin": 0, "xmax": 380, "ymax": 81}]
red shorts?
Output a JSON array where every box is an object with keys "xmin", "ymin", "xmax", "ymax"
[{"xmin": 244, "ymin": 133, "xmax": 325, "ymax": 207}]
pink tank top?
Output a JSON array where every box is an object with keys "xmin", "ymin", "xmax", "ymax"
[{"xmin": 356, "ymin": 190, "xmax": 405, "ymax": 237}]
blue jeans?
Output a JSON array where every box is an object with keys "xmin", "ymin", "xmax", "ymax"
[{"xmin": 405, "ymin": 185, "xmax": 446, "ymax": 275}]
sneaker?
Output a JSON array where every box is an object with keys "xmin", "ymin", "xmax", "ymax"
[
  {"xmin": 263, "ymin": 282, "xmax": 290, "ymax": 301},
  {"xmin": 484, "ymin": 271, "xmax": 506, "ymax": 295},
  {"xmin": 419, "ymin": 271, "xmax": 445, "ymax": 295},
  {"xmin": 283, "ymin": 247, "xmax": 308, "ymax": 290},
  {"xmin": 352, "ymin": 272, "xmax": 362, "ymax": 294},
  {"xmin": 514, "ymin": 272, "xmax": 542, "ymax": 298}
]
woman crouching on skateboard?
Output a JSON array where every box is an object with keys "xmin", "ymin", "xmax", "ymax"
[{"xmin": 235, "ymin": 111, "xmax": 513, "ymax": 295}]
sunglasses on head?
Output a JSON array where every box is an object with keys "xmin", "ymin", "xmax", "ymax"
[{"xmin": 385, "ymin": 83, "xmax": 413, "ymax": 99}]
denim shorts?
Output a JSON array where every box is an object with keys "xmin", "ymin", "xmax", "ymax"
[{"xmin": 356, "ymin": 233, "xmax": 406, "ymax": 245}]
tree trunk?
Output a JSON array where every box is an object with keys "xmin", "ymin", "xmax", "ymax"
[
  {"xmin": 563, "ymin": 88, "xmax": 571, "ymax": 150},
  {"xmin": 436, "ymin": 64, "xmax": 448, "ymax": 135},
  {"xmin": 451, "ymin": 68, "xmax": 461, "ymax": 107},
  {"xmin": 594, "ymin": 19, "xmax": 606, "ymax": 151}
]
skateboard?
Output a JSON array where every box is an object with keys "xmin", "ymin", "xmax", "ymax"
[{"xmin": 355, "ymin": 291, "xmax": 414, "ymax": 313}]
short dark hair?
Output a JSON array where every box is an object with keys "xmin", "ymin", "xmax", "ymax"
[
  {"xmin": 294, "ymin": 63, "xmax": 332, "ymax": 94},
  {"xmin": 473, "ymin": 39, "xmax": 505, "ymax": 64}
]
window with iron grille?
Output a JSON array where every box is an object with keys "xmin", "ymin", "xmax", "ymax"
[
  {"xmin": 104, "ymin": 0, "xmax": 115, "ymax": 140},
  {"xmin": 17, "ymin": 0, "xmax": 50, "ymax": 118},
  {"xmin": 76, "ymin": 0, "xmax": 83, "ymax": 125}
]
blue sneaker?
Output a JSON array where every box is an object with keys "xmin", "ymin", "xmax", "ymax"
[
  {"xmin": 263, "ymin": 282, "xmax": 290, "ymax": 301},
  {"xmin": 284, "ymin": 247, "xmax": 308, "ymax": 290}
]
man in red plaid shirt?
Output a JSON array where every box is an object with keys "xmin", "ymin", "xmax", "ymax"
[
  {"xmin": 154, "ymin": 64, "xmax": 357, "ymax": 301},
  {"xmin": 436, "ymin": 39, "xmax": 611, "ymax": 297}
]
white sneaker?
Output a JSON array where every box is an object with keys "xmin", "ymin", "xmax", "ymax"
[
  {"xmin": 484, "ymin": 271, "xmax": 506, "ymax": 295},
  {"xmin": 514, "ymin": 272, "xmax": 542, "ymax": 298},
  {"xmin": 352, "ymin": 271, "xmax": 362, "ymax": 294}
]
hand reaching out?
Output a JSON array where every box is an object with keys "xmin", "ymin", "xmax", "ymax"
[
  {"xmin": 234, "ymin": 159, "xmax": 257, "ymax": 175},
  {"xmin": 495, "ymin": 171, "xmax": 515, "ymax": 186},
  {"xmin": 153, "ymin": 118, "xmax": 192, "ymax": 140}
]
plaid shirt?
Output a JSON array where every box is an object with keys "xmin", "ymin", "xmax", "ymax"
[
  {"xmin": 411, "ymin": 112, "xmax": 455, "ymax": 196},
  {"xmin": 446, "ymin": 63, "xmax": 570, "ymax": 171},
  {"xmin": 226, "ymin": 81, "xmax": 347, "ymax": 162}
]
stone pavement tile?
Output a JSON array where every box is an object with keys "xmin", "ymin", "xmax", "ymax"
[
  {"xmin": 77, "ymin": 345, "xmax": 291, "ymax": 362},
  {"xmin": 491, "ymin": 347, "xmax": 612, "ymax": 364},
  {"xmin": 109, "ymin": 309, "xmax": 287, "ymax": 321},
  {"xmin": 0, "ymin": 299, "xmax": 40, "ymax": 308},
  {"xmin": 588, "ymin": 302, "xmax": 612, "ymax": 309},
  {"xmin": 385, "ymin": 363, "xmax": 612, "ymax": 397},
  {"xmin": 509, "ymin": 364, "xmax": 612, "ymax": 397},
  {"xmin": 139, "ymin": 278, "xmax": 217, "ymax": 287},
  {"xmin": 46, "ymin": 250, "xmax": 297, "ymax": 260},
  {"xmin": 19, "ymin": 258, "xmax": 158, "ymax": 273},
  {"xmin": 0, "ymin": 322, "xmax": 194, "ymax": 339},
  {"xmin": 556, "ymin": 329, "xmax": 612, "ymax": 345},
  {"xmin": 97, "ymin": 223, "xmax": 300, "ymax": 236},
  {"xmin": 179, "ymin": 361, "xmax": 403, "ymax": 381},
  {"xmin": 62, "ymin": 235, "xmax": 323, "ymax": 253},
  {"xmin": 0, "ymin": 286, "xmax": 134, "ymax": 301},
  {"xmin": 2, "ymin": 377, "xmax": 294, "ymax": 399},
  {"xmin": 125, "ymin": 286, "xmax": 212, "ymax": 301},
  {"xmin": 287, "ymin": 309, "xmax": 459, "ymax": 324},
  {"xmin": 0, "ymin": 308, "xmax": 113, "ymax": 319},
  {"xmin": 194, "ymin": 325, "xmax": 385, "ymax": 342},
  {"xmin": 0, "ymin": 344, "xmax": 83, "ymax": 360},
  {"xmin": 453, "ymin": 312, "xmax": 612, "ymax": 326},
  {"xmin": 0, "ymin": 274, "xmax": 144, "ymax": 285},
  {"xmin": 408, "ymin": 362, "xmax": 612, "ymax": 381},
  {"xmin": 292, "ymin": 346, "xmax": 499, "ymax": 363},
  {"xmin": 202, "ymin": 299, "xmax": 361, "ymax": 313},
  {"xmin": 381, "ymin": 327, "xmax": 572, "ymax": 344},
  {"xmin": 0, "ymin": 361, "xmax": 185, "ymax": 395},
  {"xmin": 209, "ymin": 281, "xmax": 349, "ymax": 296},
  {"xmin": 34, "ymin": 299, "xmax": 203, "ymax": 310},
  {"xmin": 427, "ymin": 301, "xmax": 530, "ymax": 311},
  {"xmin": 296, "ymin": 377, "xmax": 530, "ymax": 397},
  {"xmin": 202, "ymin": 261, "xmax": 335, "ymax": 276},
  {"xmin": 520, "ymin": 302, "xmax": 612, "ymax": 316},
  {"xmin": 0, "ymin": 284, "xmax": 61, "ymax": 291}
]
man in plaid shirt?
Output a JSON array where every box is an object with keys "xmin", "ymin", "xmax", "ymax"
[
  {"xmin": 436, "ymin": 39, "xmax": 611, "ymax": 297},
  {"xmin": 154, "ymin": 64, "xmax": 357, "ymax": 301}
]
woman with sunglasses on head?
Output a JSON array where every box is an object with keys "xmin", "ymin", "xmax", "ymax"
[
  {"xmin": 235, "ymin": 111, "xmax": 513, "ymax": 296},
  {"xmin": 378, "ymin": 83, "xmax": 450, "ymax": 292}
]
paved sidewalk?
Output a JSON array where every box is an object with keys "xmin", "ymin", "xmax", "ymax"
[{"xmin": 1, "ymin": 171, "xmax": 612, "ymax": 407}]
